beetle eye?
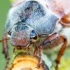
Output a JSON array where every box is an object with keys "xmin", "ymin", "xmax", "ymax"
[{"xmin": 30, "ymin": 30, "xmax": 37, "ymax": 39}]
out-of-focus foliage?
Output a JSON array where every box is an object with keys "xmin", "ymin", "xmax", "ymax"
[
  {"xmin": 10, "ymin": 0, "xmax": 16, "ymax": 3},
  {"xmin": 58, "ymin": 48, "xmax": 70, "ymax": 70},
  {"xmin": 59, "ymin": 58, "xmax": 70, "ymax": 70},
  {"xmin": 43, "ymin": 46, "xmax": 70, "ymax": 70},
  {"xmin": 0, "ymin": 0, "xmax": 10, "ymax": 70}
]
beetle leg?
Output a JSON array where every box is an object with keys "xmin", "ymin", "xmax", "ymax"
[
  {"xmin": 55, "ymin": 36, "xmax": 67, "ymax": 70},
  {"xmin": 2, "ymin": 32, "xmax": 9, "ymax": 58},
  {"xmin": 33, "ymin": 33, "xmax": 59, "ymax": 57},
  {"xmin": 35, "ymin": 33, "xmax": 59, "ymax": 68},
  {"xmin": 42, "ymin": 34, "xmax": 67, "ymax": 70},
  {"xmin": 34, "ymin": 46, "xmax": 38, "ymax": 57},
  {"xmin": 4, "ymin": 58, "xmax": 10, "ymax": 70},
  {"xmin": 13, "ymin": 47, "xmax": 17, "ymax": 55},
  {"xmin": 37, "ymin": 46, "xmax": 42, "ymax": 68},
  {"xmin": 33, "ymin": 43, "xmax": 38, "ymax": 57},
  {"xmin": 27, "ymin": 46, "xmax": 30, "ymax": 54},
  {"xmin": 43, "ymin": 33, "xmax": 59, "ymax": 46}
]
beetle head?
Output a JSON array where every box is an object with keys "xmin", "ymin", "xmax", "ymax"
[{"xmin": 10, "ymin": 22, "xmax": 37, "ymax": 47}]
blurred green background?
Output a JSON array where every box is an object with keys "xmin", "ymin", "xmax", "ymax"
[{"xmin": 0, "ymin": 0, "xmax": 10, "ymax": 70}]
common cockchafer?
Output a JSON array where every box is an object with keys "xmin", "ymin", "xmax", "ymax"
[{"xmin": 0, "ymin": 0, "xmax": 70, "ymax": 70}]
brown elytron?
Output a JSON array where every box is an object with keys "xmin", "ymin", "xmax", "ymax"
[{"xmin": 60, "ymin": 12, "xmax": 70, "ymax": 27}]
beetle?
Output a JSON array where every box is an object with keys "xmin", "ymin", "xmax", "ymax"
[{"xmin": 0, "ymin": 0, "xmax": 70, "ymax": 70}]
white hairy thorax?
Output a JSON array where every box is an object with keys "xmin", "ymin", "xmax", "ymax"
[
  {"xmin": 10, "ymin": 0, "xmax": 70, "ymax": 46},
  {"xmin": 47, "ymin": 0, "xmax": 70, "ymax": 46}
]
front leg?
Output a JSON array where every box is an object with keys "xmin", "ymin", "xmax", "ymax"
[
  {"xmin": 37, "ymin": 46, "xmax": 42, "ymax": 68},
  {"xmin": 43, "ymin": 33, "xmax": 59, "ymax": 46},
  {"xmin": 42, "ymin": 33, "xmax": 67, "ymax": 70},
  {"xmin": 0, "ymin": 32, "xmax": 10, "ymax": 70},
  {"xmin": 55, "ymin": 36, "xmax": 67, "ymax": 70},
  {"xmin": 37, "ymin": 33, "xmax": 59, "ymax": 68},
  {"xmin": 1, "ymin": 32, "xmax": 9, "ymax": 58}
]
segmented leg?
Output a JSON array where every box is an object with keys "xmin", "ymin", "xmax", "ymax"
[
  {"xmin": 0, "ymin": 32, "xmax": 10, "ymax": 70},
  {"xmin": 55, "ymin": 36, "xmax": 67, "ymax": 70},
  {"xmin": 34, "ymin": 46, "xmax": 38, "ymax": 57},
  {"xmin": 2, "ymin": 32, "xmax": 9, "ymax": 58},
  {"xmin": 42, "ymin": 34, "xmax": 67, "ymax": 70},
  {"xmin": 27, "ymin": 46, "xmax": 30, "ymax": 54},
  {"xmin": 37, "ymin": 46, "xmax": 42, "ymax": 68},
  {"xmin": 4, "ymin": 58, "xmax": 10, "ymax": 70},
  {"xmin": 42, "ymin": 33, "xmax": 59, "ymax": 46},
  {"xmin": 36, "ymin": 33, "xmax": 59, "ymax": 68}
]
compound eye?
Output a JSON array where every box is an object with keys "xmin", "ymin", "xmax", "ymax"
[{"xmin": 30, "ymin": 30, "xmax": 37, "ymax": 39}]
